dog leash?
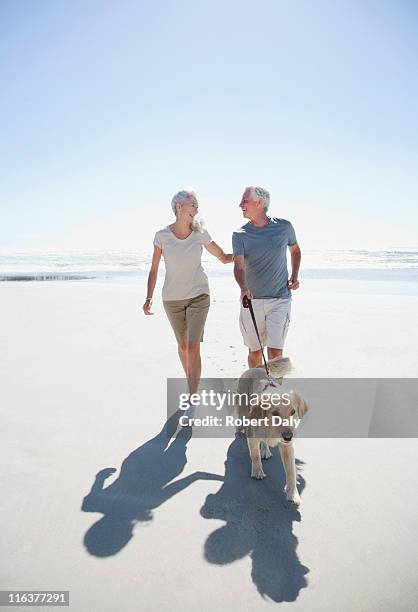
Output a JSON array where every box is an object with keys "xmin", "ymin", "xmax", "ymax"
[{"xmin": 242, "ymin": 295, "xmax": 273, "ymax": 383}]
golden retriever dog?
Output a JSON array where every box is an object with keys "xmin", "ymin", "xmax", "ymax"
[{"xmin": 236, "ymin": 357, "xmax": 309, "ymax": 506}]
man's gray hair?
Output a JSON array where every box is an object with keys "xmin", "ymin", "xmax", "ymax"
[
  {"xmin": 250, "ymin": 186, "xmax": 270, "ymax": 211},
  {"xmin": 171, "ymin": 190, "xmax": 198, "ymax": 215}
]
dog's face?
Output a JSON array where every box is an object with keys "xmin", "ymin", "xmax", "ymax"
[{"xmin": 252, "ymin": 379, "xmax": 309, "ymax": 444}]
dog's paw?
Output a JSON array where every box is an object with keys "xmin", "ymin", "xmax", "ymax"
[
  {"xmin": 251, "ymin": 464, "xmax": 266, "ymax": 479},
  {"xmin": 285, "ymin": 486, "xmax": 301, "ymax": 506},
  {"xmin": 260, "ymin": 445, "xmax": 272, "ymax": 460}
]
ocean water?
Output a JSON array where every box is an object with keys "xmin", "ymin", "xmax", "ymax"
[{"xmin": 0, "ymin": 248, "xmax": 417, "ymax": 285}]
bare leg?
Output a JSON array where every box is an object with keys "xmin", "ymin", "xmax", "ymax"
[
  {"xmin": 178, "ymin": 341, "xmax": 188, "ymax": 377},
  {"xmin": 248, "ymin": 349, "xmax": 263, "ymax": 369},
  {"xmin": 267, "ymin": 347, "xmax": 283, "ymax": 360},
  {"xmin": 184, "ymin": 340, "xmax": 201, "ymax": 395},
  {"xmin": 249, "ymin": 348, "xmax": 283, "ymax": 368},
  {"xmin": 248, "ymin": 437, "xmax": 266, "ymax": 479},
  {"xmin": 278, "ymin": 443, "xmax": 300, "ymax": 505}
]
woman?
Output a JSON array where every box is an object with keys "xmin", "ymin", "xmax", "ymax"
[{"xmin": 143, "ymin": 190, "xmax": 232, "ymax": 397}]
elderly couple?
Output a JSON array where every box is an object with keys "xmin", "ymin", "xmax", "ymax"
[{"xmin": 143, "ymin": 186, "xmax": 301, "ymax": 396}]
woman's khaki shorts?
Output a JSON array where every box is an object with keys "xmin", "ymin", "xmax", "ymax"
[{"xmin": 163, "ymin": 293, "xmax": 210, "ymax": 344}]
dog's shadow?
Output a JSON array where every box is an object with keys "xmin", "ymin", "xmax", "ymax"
[
  {"xmin": 81, "ymin": 410, "xmax": 222, "ymax": 557},
  {"xmin": 200, "ymin": 434, "xmax": 309, "ymax": 602}
]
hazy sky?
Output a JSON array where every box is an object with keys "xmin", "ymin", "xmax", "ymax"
[{"xmin": 1, "ymin": 0, "xmax": 417, "ymax": 251}]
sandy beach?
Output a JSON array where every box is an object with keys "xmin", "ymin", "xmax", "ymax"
[
  {"xmin": 2, "ymin": 0, "xmax": 418, "ymax": 608},
  {"xmin": 1, "ymin": 276, "xmax": 417, "ymax": 610}
]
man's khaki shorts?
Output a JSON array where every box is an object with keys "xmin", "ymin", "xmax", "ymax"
[
  {"xmin": 163, "ymin": 293, "xmax": 210, "ymax": 344},
  {"xmin": 239, "ymin": 297, "xmax": 291, "ymax": 351}
]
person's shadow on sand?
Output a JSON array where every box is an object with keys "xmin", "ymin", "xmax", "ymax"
[
  {"xmin": 200, "ymin": 434, "xmax": 309, "ymax": 603},
  {"xmin": 81, "ymin": 410, "xmax": 223, "ymax": 557}
]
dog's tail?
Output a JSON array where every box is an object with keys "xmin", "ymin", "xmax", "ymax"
[{"xmin": 265, "ymin": 356, "xmax": 292, "ymax": 378}]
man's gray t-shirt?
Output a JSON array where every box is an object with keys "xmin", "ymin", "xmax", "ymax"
[{"xmin": 232, "ymin": 217, "xmax": 297, "ymax": 299}]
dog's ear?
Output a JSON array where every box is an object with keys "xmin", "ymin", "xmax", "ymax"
[
  {"xmin": 296, "ymin": 396, "xmax": 310, "ymax": 419},
  {"xmin": 249, "ymin": 404, "xmax": 263, "ymax": 419},
  {"xmin": 267, "ymin": 357, "xmax": 292, "ymax": 378}
]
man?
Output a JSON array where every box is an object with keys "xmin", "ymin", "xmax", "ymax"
[{"xmin": 233, "ymin": 186, "xmax": 301, "ymax": 368}]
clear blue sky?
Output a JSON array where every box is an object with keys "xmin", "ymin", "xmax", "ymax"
[{"xmin": 1, "ymin": 0, "xmax": 417, "ymax": 251}]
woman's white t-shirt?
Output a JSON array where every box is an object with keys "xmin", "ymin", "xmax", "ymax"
[{"xmin": 153, "ymin": 226, "xmax": 213, "ymax": 301}]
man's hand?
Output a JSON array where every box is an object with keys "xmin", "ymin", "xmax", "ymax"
[
  {"xmin": 288, "ymin": 244, "xmax": 301, "ymax": 290},
  {"xmin": 143, "ymin": 299, "xmax": 154, "ymax": 315},
  {"xmin": 241, "ymin": 287, "xmax": 253, "ymax": 300},
  {"xmin": 287, "ymin": 278, "xmax": 299, "ymax": 291}
]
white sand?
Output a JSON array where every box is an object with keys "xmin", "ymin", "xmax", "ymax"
[{"xmin": 1, "ymin": 277, "xmax": 417, "ymax": 611}]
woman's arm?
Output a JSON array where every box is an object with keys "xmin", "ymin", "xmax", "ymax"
[
  {"xmin": 143, "ymin": 245, "xmax": 162, "ymax": 315},
  {"xmin": 205, "ymin": 241, "xmax": 233, "ymax": 264}
]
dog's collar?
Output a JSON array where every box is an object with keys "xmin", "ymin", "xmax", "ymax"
[{"xmin": 262, "ymin": 376, "xmax": 283, "ymax": 391}]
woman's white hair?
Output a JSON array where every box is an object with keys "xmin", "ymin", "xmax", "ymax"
[
  {"xmin": 249, "ymin": 186, "xmax": 270, "ymax": 211},
  {"xmin": 171, "ymin": 189, "xmax": 198, "ymax": 214},
  {"xmin": 170, "ymin": 189, "xmax": 204, "ymax": 232}
]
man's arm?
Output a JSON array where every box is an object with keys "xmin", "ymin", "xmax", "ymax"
[
  {"xmin": 234, "ymin": 255, "xmax": 253, "ymax": 299},
  {"xmin": 288, "ymin": 243, "xmax": 301, "ymax": 290}
]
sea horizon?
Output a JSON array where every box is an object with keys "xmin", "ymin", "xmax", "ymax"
[{"xmin": 1, "ymin": 247, "xmax": 418, "ymax": 283}]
